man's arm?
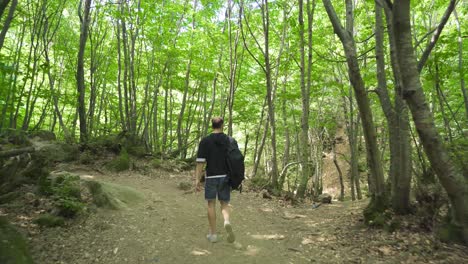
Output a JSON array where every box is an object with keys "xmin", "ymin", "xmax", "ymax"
[{"xmin": 194, "ymin": 162, "xmax": 205, "ymax": 191}]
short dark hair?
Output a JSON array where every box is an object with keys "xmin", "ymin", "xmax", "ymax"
[{"xmin": 212, "ymin": 117, "xmax": 224, "ymax": 129}]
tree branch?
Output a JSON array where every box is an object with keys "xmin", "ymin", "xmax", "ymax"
[
  {"xmin": 418, "ymin": 0, "xmax": 457, "ymax": 72},
  {"xmin": 239, "ymin": 1, "xmax": 267, "ymax": 74}
]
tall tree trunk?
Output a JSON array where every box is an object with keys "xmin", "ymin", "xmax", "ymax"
[
  {"xmin": 116, "ymin": 19, "xmax": 126, "ymax": 131},
  {"xmin": 296, "ymin": 0, "xmax": 311, "ymax": 198},
  {"xmin": 392, "ymin": 0, "xmax": 468, "ymax": 244},
  {"xmin": 76, "ymin": 0, "xmax": 92, "ymax": 143},
  {"xmin": 226, "ymin": 0, "xmax": 241, "ymax": 137},
  {"xmin": 177, "ymin": 58, "xmax": 192, "ymax": 156},
  {"xmin": 323, "ymin": 0, "xmax": 386, "ymax": 207},
  {"xmin": 377, "ymin": 1, "xmax": 412, "ymax": 214},
  {"xmin": 0, "ymin": 14, "xmax": 24, "ymax": 130},
  {"xmin": 239, "ymin": 0, "xmax": 279, "ymax": 188},
  {"xmin": 262, "ymin": 0, "xmax": 279, "ymax": 189}
]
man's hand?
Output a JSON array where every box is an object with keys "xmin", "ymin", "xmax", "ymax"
[
  {"xmin": 194, "ymin": 162, "xmax": 205, "ymax": 193},
  {"xmin": 194, "ymin": 180, "xmax": 202, "ymax": 192}
]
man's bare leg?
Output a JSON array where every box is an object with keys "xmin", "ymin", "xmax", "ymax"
[
  {"xmin": 220, "ymin": 201, "xmax": 235, "ymax": 243},
  {"xmin": 207, "ymin": 200, "xmax": 217, "ymax": 241},
  {"xmin": 220, "ymin": 201, "xmax": 230, "ymax": 223}
]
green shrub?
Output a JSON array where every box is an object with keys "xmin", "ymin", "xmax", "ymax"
[
  {"xmin": 250, "ymin": 176, "xmax": 270, "ymax": 190},
  {"xmin": 79, "ymin": 150, "xmax": 95, "ymax": 164},
  {"xmin": 106, "ymin": 148, "xmax": 130, "ymax": 172},
  {"xmin": 127, "ymin": 145, "xmax": 147, "ymax": 158},
  {"xmin": 151, "ymin": 159, "xmax": 162, "ymax": 168},
  {"xmin": 34, "ymin": 214, "xmax": 65, "ymax": 227},
  {"xmin": 56, "ymin": 197, "xmax": 84, "ymax": 218},
  {"xmin": 38, "ymin": 176, "xmax": 53, "ymax": 196},
  {"xmin": 45, "ymin": 174, "xmax": 85, "ymax": 218}
]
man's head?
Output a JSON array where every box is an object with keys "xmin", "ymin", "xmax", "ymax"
[{"xmin": 211, "ymin": 117, "xmax": 224, "ymax": 129}]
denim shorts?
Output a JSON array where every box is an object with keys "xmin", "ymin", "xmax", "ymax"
[{"xmin": 205, "ymin": 177, "xmax": 230, "ymax": 202}]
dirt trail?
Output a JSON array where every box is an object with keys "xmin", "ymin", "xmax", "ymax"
[{"xmin": 28, "ymin": 168, "xmax": 467, "ymax": 264}]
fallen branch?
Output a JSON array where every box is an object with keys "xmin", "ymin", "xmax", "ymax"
[{"xmin": 0, "ymin": 147, "xmax": 35, "ymax": 158}]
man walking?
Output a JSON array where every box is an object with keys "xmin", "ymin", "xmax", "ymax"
[{"xmin": 195, "ymin": 117, "xmax": 236, "ymax": 243}]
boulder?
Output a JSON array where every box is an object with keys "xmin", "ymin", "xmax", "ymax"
[
  {"xmin": 28, "ymin": 130, "xmax": 56, "ymax": 141},
  {"xmin": 84, "ymin": 180, "xmax": 143, "ymax": 210}
]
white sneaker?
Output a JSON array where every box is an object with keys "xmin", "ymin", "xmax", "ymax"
[
  {"xmin": 206, "ymin": 234, "xmax": 218, "ymax": 243},
  {"xmin": 224, "ymin": 223, "xmax": 235, "ymax": 243}
]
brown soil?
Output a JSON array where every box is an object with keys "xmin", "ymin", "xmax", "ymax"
[{"xmin": 2, "ymin": 163, "xmax": 468, "ymax": 264}]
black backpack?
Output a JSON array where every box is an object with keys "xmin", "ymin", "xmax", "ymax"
[{"xmin": 225, "ymin": 136, "xmax": 245, "ymax": 192}]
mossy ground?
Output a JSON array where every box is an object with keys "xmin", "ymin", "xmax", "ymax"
[{"xmin": 0, "ymin": 217, "xmax": 33, "ymax": 264}]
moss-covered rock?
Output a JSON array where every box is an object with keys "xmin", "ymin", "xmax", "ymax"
[
  {"xmin": 0, "ymin": 217, "xmax": 34, "ymax": 264},
  {"xmin": 34, "ymin": 214, "xmax": 65, "ymax": 227},
  {"xmin": 106, "ymin": 148, "xmax": 130, "ymax": 172},
  {"xmin": 85, "ymin": 180, "xmax": 116, "ymax": 209},
  {"xmin": 34, "ymin": 142, "xmax": 80, "ymax": 163},
  {"xmin": 28, "ymin": 130, "xmax": 56, "ymax": 141},
  {"xmin": 84, "ymin": 180, "xmax": 143, "ymax": 210},
  {"xmin": 1, "ymin": 129, "xmax": 31, "ymax": 146}
]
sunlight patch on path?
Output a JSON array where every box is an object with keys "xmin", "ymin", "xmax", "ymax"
[
  {"xmin": 244, "ymin": 245, "xmax": 260, "ymax": 256},
  {"xmin": 283, "ymin": 212, "xmax": 306, "ymax": 219},
  {"xmin": 250, "ymin": 234, "xmax": 285, "ymax": 240},
  {"xmin": 190, "ymin": 249, "xmax": 211, "ymax": 256}
]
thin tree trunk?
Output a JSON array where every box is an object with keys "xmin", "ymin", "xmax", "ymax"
[
  {"xmin": 76, "ymin": 0, "xmax": 92, "ymax": 143},
  {"xmin": 453, "ymin": 10, "xmax": 468, "ymax": 121},
  {"xmin": 0, "ymin": 0, "xmax": 11, "ymax": 19},
  {"xmin": 434, "ymin": 61, "xmax": 453, "ymax": 142},
  {"xmin": 417, "ymin": 0, "xmax": 457, "ymax": 72},
  {"xmin": 176, "ymin": 58, "xmax": 192, "ymax": 156},
  {"xmin": 296, "ymin": 0, "xmax": 311, "ymax": 198},
  {"xmin": 240, "ymin": 0, "xmax": 279, "ymax": 188},
  {"xmin": 332, "ymin": 141, "xmax": 345, "ymax": 201},
  {"xmin": 0, "ymin": 15, "xmax": 24, "ymax": 130},
  {"xmin": 252, "ymin": 102, "xmax": 269, "ymax": 179},
  {"xmin": 0, "ymin": 0, "xmax": 16, "ymax": 51},
  {"xmin": 116, "ymin": 19, "xmax": 126, "ymax": 131}
]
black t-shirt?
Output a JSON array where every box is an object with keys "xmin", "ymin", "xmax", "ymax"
[{"xmin": 196, "ymin": 133, "xmax": 230, "ymax": 176}]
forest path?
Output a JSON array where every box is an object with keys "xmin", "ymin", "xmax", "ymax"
[{"xmin": 30, "ymin": 167, "xmax": 467, "ymax": 264}]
